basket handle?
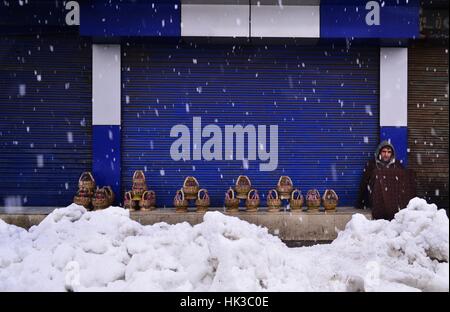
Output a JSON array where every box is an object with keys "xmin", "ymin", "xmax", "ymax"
[
  {"xmin": 184, "ymin": 176, "xmax": 199, "ymax": 186},
  {"xmin": 175, "ymin": 189, "xmax": 185, "ymax": 201},
  {"xmin": 79, "ymin": 171, "xmax": 94, "ymax": 184},
  {"xmin": 291, "ymin": 189, "xmax": 300, "ymax": 199},
  {"xmin": 198, "ymin": 188, "xmax": 207, "ymax": 198},
  {"xmin": 236, "ymin": 175, "xmax": 251, "ymax": 186},
  {"xmin": 226, "ymin": 187, "xmax": 235, "ymax": 199},
  {"xmin": 248, "ymin": 189, "xmax": 258, "ymax": 199},
  {"xmin": 267, "ymin": 189, "xmax": 279, "ymax": 199},
  {"xmin": 278, "ymin": 175, "xmax": 293, "ymax": 185},
  {"xmin": 133, "ymin": 170, "xmax": 145, "ymax": 181}
]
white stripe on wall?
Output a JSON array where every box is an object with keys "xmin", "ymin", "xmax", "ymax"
[
  {"xmin": 251, "ymin": 5, "xmax": 319, "ymax": 38},
  {"xmin": 93, "ymin": 44, "xmax": 121, "ymax": 126},
  {"xmin": 181, "ymin": 4, "xmax": 249, "ymax": 37},
  {"xmin": 380, "ymin": 47, "xmax": 408, "ymax": 127}
]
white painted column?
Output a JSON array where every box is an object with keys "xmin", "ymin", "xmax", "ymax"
[
  {"xmin": 380, "ymin": 47, "xmax": 408, "ymax": 128},
  {"xmin": 93, "ymin": 44, "xmax": 121, "ymax": 126}
]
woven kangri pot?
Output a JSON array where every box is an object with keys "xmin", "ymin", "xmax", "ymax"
[
  {"xmin": 174, "ymin": 189, "xmax": 189, "ymax": 212},
  {"xmin": 195, "ymin": 189, "xmax": 210, "ymax": 212},
  {"xmin": 289, "ymin": 189, "xmax": 304, "ymax": 211},
  {"xmin": 322, "ymin": 189, "xmax": 338, "ymax": 211},
  {"xmin": 267, "ymin": 189, "xmax": 282, "ymax": 212},
  {"xmin": 245, "ymin": 189, "xmax": 260, "ymax": 212},
  {"xmin": 276, "ymin": 176, "xmax": 294, "ymax": 200},
  {"xmin": 224, "ymin": 188, "xmax": 240, "ymax": 213},
  {"xmin": 132, "ymin": 170, "xmax": 147, "ymax": 199},
  {"xmin": 124, "ymin": 191, "xmax": 139, "ymax": 210},
  {"xmin": 74, "ymin": 189, "xmax": 92, "ymax": 209},
  {"xmin": 92, "ymin": 186, "xmax": 114, "ymax": 210},
  {"xmin": 306, "ymin": 189, "xmax": 321, "ymax": 211},
  {"xmin": 140, "ymin": 190, "xmax": 156, "ymax": 211},
  {"xmin": 183, "ymin": 176, "xmax": 200, "ymax": 200},
  {"xmin": 235, "ymin": 175, "xmax": 252, "ymax": 199}
]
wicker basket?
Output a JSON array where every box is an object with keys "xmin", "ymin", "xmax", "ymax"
[
  {"xmin": 289, "ymin": 189, "xmax": 304, "ymax": 211},
  {"xmin": 132, "ymin": 170, "xmax": 147, "ymax": 198},
  {"xmin": 322, "ymin": 189, "xmax": 338, "ymax": 211},
  {"xmin": 174, "ymin": 189, "xmax": 189, "ymax": 212},
  {"xmin": 195, "ymin": 189, "xmax": 210, "ymax": 212},
  {"xmin": 92, "ymin": 187, "xmax": 112, "ymax": 210},
  {"xmin": 306, "ymin": 189, "xmax": 321, "ymax": 210},
  {"xmin": 235, "ymin": 175, "xmax": 252, "ymax": 199},
  {"xmin": 276, "ymin": 176, "xmax": 294, "ymax": 200},
  {"xmin": 224, "ymin": 188, "xmax": 240, "ymax": 212},
  {"xmin": 78, "ymin": 171, "xmax": 95, "ymax": 196},
  {"xmin": 73, "ymin": 189, "xmax": 91, "ymax": 209},
  {"xmin": 183, "ymin": 176, "xmax": 200, "ymax": 200},
  {"xmin": 245, "ymin": 189, "xmax": 260, "ymax": 212},
  {"xmin": 140, "ymin": 190, "xmax": 156, "ymax": 211},
  {"xmin": 267, "ymin": 189, "xmax": 282, "ymax": 212},
  {"xmin": 124, "ymin": 191, "xmax": 139, "ymax": 210}
]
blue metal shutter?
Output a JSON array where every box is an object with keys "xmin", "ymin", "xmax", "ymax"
[
  {"xmin": 0, "ymin": 35, "xmax": 92, "ymax": 207},
  {"xmin": 122, "ymin": 43, "xmax": 379, "ymax": 207}
]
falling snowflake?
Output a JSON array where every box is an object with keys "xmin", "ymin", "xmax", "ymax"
[
  {"xmin": 37, "ymin": 155, "xmax": 44, "ymax": 168},
  {"xmin": 67, "ymin": 132, "xmax": 73, "ymax": 143},
  {"xmin": 19, "ymin": 84, "xmax": 26, "ymax": 96}
]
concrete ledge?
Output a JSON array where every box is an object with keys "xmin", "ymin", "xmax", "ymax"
[
  {"xmin": 0, "ymin": 207, "xmax": 372, "ymax": 241},
  {"xmin": 0, "ymin": 214, "xmax": 48, "ymax": 229},
  {"xmin": 130, "ymin": 207, "xmax": 372, "ymax": 241}
]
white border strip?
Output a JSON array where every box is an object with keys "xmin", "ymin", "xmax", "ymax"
[
  {"xmin": 380, "ymin": 48, "xmax": 408, "ymax": 127},
  {"xmin": 251, "ymin": 5, "xmax": 320, "ymax": 38},
  {"xmin": 181, "ymin": 4, "xmax": 249, "ymax": 37},
  {"xmin": 93, "ymin": 44, "xmax": 121, "ymax": 126}
]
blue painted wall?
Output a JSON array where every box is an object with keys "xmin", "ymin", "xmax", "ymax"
[
  {"xmin": 80, "ymin": 0, "xmax": 181, "ymax": 37},
  {"xmin": 93, "ymin": 125, "xmax": 121, "ymax": 204}
]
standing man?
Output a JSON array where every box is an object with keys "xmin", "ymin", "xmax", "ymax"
[{"xmin": 357, "ymin": 140, "xmax": 404, "ymax": 210}]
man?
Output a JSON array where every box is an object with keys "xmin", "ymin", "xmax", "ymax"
[{"xmin": 357, "ymin": 140, "xmax": 404, "ymax": 209}]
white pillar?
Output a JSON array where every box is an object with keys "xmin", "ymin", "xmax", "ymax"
[{"xmin": 93, "ymin": 44, "xmax": 121, "ymax": 126}]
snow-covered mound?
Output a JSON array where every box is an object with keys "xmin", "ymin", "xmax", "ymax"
[{"xmin": 0, "ymin": 197, "xmax": 447, "ymax": 292}]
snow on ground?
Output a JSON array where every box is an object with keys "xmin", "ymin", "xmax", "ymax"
[{"xmin": 0, "ymin": 197, "xmax": 448, "ymax": 292}]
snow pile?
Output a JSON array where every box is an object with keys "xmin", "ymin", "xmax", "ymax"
[{"xmin": 0, "ymin": 198, "xmax": 448, "ymax": 292}]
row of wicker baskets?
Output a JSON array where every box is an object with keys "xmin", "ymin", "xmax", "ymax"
[
  {"xmin": 124, "ymin": 174, "xmax": 339, "ymax": 212},
  {"xmin": 220, "ymin": 175, "xmax": 340, "ymax": 212}
]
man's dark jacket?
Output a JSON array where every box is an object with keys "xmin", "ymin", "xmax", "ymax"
[{"xmin": 356, "ymin": 141, "xmax": 404, "ymax": 209}]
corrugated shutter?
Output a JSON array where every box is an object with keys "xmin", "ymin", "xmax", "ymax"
[
  {"xmin": 0, "ymin": 34, "xmax": 92, "ymax": 207},
  {"xmin": 408, "ymin": 42, "xmax": 449, "ymax": 209},
  {"xmin": 122, "ymin": 43, "xmax": 379, "ymax": 207}
]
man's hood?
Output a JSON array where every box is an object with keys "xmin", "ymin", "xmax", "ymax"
[{"xmin": 374, "ymin": 140, "xmax": 396, "ymax": 165}]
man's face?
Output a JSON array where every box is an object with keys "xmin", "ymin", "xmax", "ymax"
[{"xmin": 380, "ymin": 147, "xmax": 393, "ymax": 162}]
